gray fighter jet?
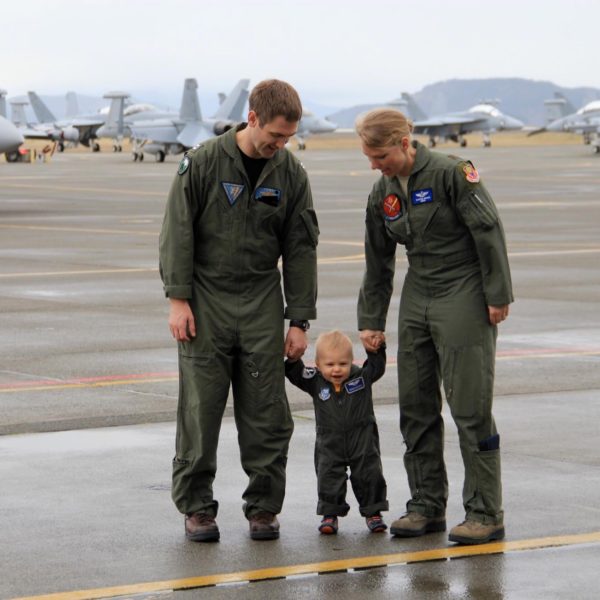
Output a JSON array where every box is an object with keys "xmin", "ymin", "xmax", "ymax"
[
  {"xmin": 0, "ymin": 90, "xmax": 24, "ymax": 157},
  {"xmin": 27, "ymin": 91, "xmax": 103, "ymax": 151},
  {"xmin": 294, "ymin": 110, "xmax": 337, "ymax": 150},
  {"xmin": 411, "ymin": 101, "xmax": 524, "ymax": 147},
  {"xmin": 531, "ymin": 99, "xmax": 600, "ymax": 153},
  {"xmin": 129, "ymin": 78, "xmax": 250, "ymax": 162}
]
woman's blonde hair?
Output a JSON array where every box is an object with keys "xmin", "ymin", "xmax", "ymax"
[
  {"xmin": 355, "ymin": 108, "xmax": 414, "ymax": 148},
  {"xmin": 315, "ymin": 330, "xmax": 353, "ymax": 361}
]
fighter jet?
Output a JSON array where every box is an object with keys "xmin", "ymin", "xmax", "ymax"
[
  {"xmin": 294, "ymin": 110, "xmax": 337, "ymax": 150},
  {"xmin": 128, "ymin": 78, "xmax": 250, "ymax": 162},
  {"xmin": 411, "ymin": 101, "xmax": 524, "ymax": 148},
  {"xmin": 95, "ymin": 92, "xmax": 180, "ymax": 152},
  {"xmin": 27, "ymin": 91, "xmax": 103, "ymax": 151},
  {"xmin": 0, "ymin": 90, "xmax": 24, "ymax": 158},
  {"xmin": 530, "ymin": 98, "xmax": 600, "ymax": 153}
]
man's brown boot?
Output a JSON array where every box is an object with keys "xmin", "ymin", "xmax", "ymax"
[
  {"xmin": 390, "ymin": 512, "xmax": 446, "ymax": 537},
  {"xmin": 249, "ymin": 511, "xmax": 280, "ymax": 540},
  {"xmin": 449, "ymin": 520, "xmax": 505, "ymax": 545},
  {"xmin": 185, "ymin": 512, "xmax": 220, "ymax": 542}
]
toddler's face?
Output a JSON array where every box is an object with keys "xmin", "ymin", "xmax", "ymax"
[{"xmin": 316, "ymin": 346, "xmax": 353, "ymax": 387}]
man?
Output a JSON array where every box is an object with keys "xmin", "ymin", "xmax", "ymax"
[{"xmin": 159, "ymin": 79, "xmax": 319, "ymax": 542}]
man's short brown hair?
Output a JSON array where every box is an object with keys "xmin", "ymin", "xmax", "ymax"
[{"xmin": 249, "ymin": 79, "xmax": 302, "ymax": 125}]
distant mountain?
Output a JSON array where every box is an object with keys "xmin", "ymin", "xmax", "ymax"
[{"xmin": 327, "ymin": 78, "xmax": 600, "ymax": 128}]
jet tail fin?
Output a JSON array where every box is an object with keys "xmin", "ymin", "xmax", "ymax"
[
  {"xmin": 10, "ymin": 100, "xmax": 28, "ymax": 127},
  {"xmin": 103, "ymin": 92, "xmax": 130, "ymax": 135},
  {"xmin": 0, "ymin": 89, "xmax": 7, "ymax": 118},
  {"xmin": 213, "ymin": 79, "xmax": 250, "ymax": 121},
  {"xmin": 401, "ymin": 92, "xmax": 428, "ymax": 121},
  {"xmin": 28, "ymin": 91, "xmax": 56, "ymax": 123},
  {"xmin": 544, "ymin": 92, "xmax": 576, "ymax": 124},
  {"xmin": 179, "ymin": 79, "xmax": 202, "ymax": 122},
  {"xmin": 65, "ymin": 92, "xmax": 79, "ymax": 118}
]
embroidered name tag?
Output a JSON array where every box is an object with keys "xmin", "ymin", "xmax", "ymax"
[
  {"xmin": 255, "ymin": 186, "xmax": 281, "ymax": 207},
  {"xmin": 411, "ymin": 188, "xmax": 433, "ymax": 205},
  {"xmin": 222, "ymin": 182, "xmax": 244, "ymax": 206},
  {"xmin": 345, "ymin": 377, "xmax": 365, "ymax": 394}
]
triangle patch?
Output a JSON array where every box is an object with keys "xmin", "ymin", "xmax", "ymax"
[{"xmin": 222, "ymin": 182, "xmax": 245, "ymax": 206}]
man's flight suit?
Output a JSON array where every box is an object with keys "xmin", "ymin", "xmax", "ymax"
[
  {"xmin": 358, "ymin": 141, "xmax": 513, "ymax": 525},
  {"xmin": 285, "ymin": 348, "xmax": 388, "ymax": 518},
  {"xmin": 160, "ymin": 124, "xmax": 319, "ymax": 519}
]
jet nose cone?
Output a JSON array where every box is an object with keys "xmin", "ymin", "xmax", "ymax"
[
  {"xmin": 0, "ymin": 117, "xmax": 24, "ymax": 152},
  {"xmin": 321, "ymin": 119, "xmax": 337, "ymax": 132},
  {"xmin": 505, "ymin": 116, "xmax": 524, "ymax": 130}
]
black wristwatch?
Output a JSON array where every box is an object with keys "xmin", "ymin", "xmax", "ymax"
[{"xmin": 289, "ymin": 319, "xmax": 310, "ymax": 332}]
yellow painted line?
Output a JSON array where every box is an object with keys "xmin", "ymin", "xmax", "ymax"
[
  {"xmin": 0, "ymin": 377, "xmax": 176, "ymax": 394},
  {"xmin": 497, "ymin": 350, "xmax": 600, "ymax": 360},
  {"xmin": 12, "ymin": 531, "xmax": 600, "ymax": 600},
  {"xmin": 1, "ymin": 182, "xmax": 165, "ymax": 196}
]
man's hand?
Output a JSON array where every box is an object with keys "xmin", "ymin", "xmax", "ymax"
[
  {"xmin": 488, "ymin": 304, "xmax": 510, "ymax": 326},
  {"xmin": 360, "ymin": 329, "xmax": 385, "ymax": 352},
  {"xmin": 284, "ymin": 326, "xmax": 307, "ymax": 361},
  {"xmin": 168, "ymin": 298, "xmax": 196, "ymax": 342}
]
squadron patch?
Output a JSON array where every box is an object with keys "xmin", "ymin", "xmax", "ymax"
[
  {"xmin": 255, "ymin": 186, "xmax": 281, "ymax": 207},
  {"xmin": 177, "ymin": 156, "xmax": 190, "ymax": 175},
  {"xmin": 411, "ymin": 188, "xmax": 433, "ymax": 205},
  {"xmin": 382, "ymin": 194, "xmax": 402, "ymax": 221},
  {"xmin": 318, "ymin": 387, "xmax": 331, "ymax": 402},
  {"xmin": 222, "ymin": 182, "xmax": 245, "ymax": 206},
  {"xmin": 462, "ymin": 162, "xmax": 480, "ymax": 183},
  {"xmin": 345, "ymin": 377, "xmax": 365, "ymax": 394}
]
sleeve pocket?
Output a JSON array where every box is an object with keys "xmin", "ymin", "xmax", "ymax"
[{"xmin": 300, "ymin": 208, "xmax": 320, "ymax": 247}]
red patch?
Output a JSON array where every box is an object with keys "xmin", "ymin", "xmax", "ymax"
[
  {"xmin": 463, "ymin": 162, "xmax": 480, "ymax": 183},
  {"xmin": 383, "ymin": 194, "xmax": 401, "ymax": 220}
]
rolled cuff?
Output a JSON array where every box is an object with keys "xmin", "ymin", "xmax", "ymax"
[{"xmin": 163, "ymin": 284, "xmax": 192, "ymax": 299}]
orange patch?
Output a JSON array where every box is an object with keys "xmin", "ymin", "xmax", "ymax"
[
  {"xmin": 383, "ymin": 194, "xmax": 401, "ymax": 220},
  {"xmin": 463, "ymin": 163, "xmax": 480, "ymax": 183}
]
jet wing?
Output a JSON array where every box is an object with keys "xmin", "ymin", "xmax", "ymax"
[
  {"xmin": 413, "ymin": 116, "xmax": 484, "ymax": 129},
  {"xmin": 129, "ymin": 119, "xmax": 181, "ymax": 144},
  {"xmin": 176, "ymin": 122, "xmax": 216, "ymax": 149}
]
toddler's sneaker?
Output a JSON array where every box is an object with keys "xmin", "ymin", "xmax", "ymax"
[
  {"xmin": 319, "ymin": 515, "xmax": 338, "ymax": 535},
  {"xmin": 366, "ymin": 513, "xmax": 387, "ymax": 533}
]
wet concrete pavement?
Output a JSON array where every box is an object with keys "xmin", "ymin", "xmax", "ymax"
[{"xmin": 1, "ymin": 139, "xmax": 599, "ymax": 598}]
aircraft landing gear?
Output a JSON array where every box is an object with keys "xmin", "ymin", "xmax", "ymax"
[
  {"xmin": 132, "ymin": 152, "xmax": 144, "ymax": 162},
  {"xmin": 482, "ymin": 133, "xmax": 492, "ymax": 147},
  {"xmin": 113, "ymin": 145, "xmax": 122, "ymax": 152},
  {"xmin": 92, "ymin": 142, "xmax": 100, "ymax": 152},
  {"xmin": 57, "ymin": 142, "xmax": 65, "ymax": 152},
  {"xmin": 155, "ymin": 150, "xmax": 165, "ymax": 163},
  {"xmin": 428, "ymin": 138, "xmax": 436, "ymax": 148},
  {"xmin": 459, "ymin": 137, "xmax": 467, "ymax": 147}
]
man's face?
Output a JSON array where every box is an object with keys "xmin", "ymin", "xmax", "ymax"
[
  {"xmin": 362, "ymin": 139, "xmax": 412, "ymax": 177},
  {"xmin": 316, "ymin": 346, "xmax": 353, "ymax": 387},
  {"xmin": 247, "ymin": 112, "xmax": 298, "ymax": 158}
]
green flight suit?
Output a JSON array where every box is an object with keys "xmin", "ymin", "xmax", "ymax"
[
  {"xmin": 159, "ymin": 125, "xmax": 319, "ymax": 519},
  {"xmin": 358, "ymin": 141, "xmax": 513, "ymax": 525}
]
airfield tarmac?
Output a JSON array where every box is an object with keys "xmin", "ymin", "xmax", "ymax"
[{"xmin": 0, "ymin": 135, "xmax": 599, "ymax": 599}]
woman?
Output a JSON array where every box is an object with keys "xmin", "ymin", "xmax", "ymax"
[{"xmin": 355, "ymin": 109, "xmax": 513, "ymax": 545}]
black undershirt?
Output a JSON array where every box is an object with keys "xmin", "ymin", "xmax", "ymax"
[{"xmin": 238, "ymin": 147, "xmax": 268, "ymax": 191}]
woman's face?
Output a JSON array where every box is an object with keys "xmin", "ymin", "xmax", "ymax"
[{"xmin": 361, "ymin": 138, "xmax": 413, "ymax": 177}]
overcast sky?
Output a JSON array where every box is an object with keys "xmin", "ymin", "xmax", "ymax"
[{"xmin": 1, "ymin": 0, "xmax": 597, "ymax": 112}]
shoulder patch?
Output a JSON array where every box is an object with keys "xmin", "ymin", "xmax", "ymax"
[
  {"xmin": 302, "ymin": 366, "xmax": 317, "ymax": 379},
  {"xmin": 177, "ymin": 155, "xmax": 190, "ymax": 175},
  {"xmin": 461, "ymin": 161, "xmax": 480, "ymax": 183}
]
